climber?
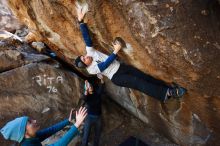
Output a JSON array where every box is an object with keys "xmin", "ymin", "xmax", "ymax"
[
  {"xmin": 0, "ymin": 107, "xmax": 87, "ymax": 146},
  {"xmin": 74, "ymin": 7, "xmax": 187, "ymax": 102},
  {"xmin": 80, "ymin": 75, "xmax": 104, "ymax": 146}
]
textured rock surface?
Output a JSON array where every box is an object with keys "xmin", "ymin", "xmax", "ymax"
[
  {"xmin": 6, "ymin": 0, "xmax": 220, "ymax": 145},
  {"xmin": 0, "ymin": 0, "xmax": 23, "ymax": 32},
  {"xmin": 0, "ymin": 38, "xmax": 49, "ymax": 72}
]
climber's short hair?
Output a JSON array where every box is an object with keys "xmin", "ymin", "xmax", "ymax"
[{"xmin": 75, "ymin": 56, "xmax": 87, "ymax": 68}]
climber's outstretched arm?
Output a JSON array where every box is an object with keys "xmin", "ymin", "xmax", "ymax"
[
  {"xmin": 79, "ymin": 23, "xmax": 93, "ymax": 47},
  {"xmin": 97, "ymin": 41, "xmax": 122, "ymax": 72},
  {"xmin": 76, "ymin": 6, "xmax": 93, "ymax": 48},
  {"xmin": 49, "ymin": 107, "xmax": 87, "ymax": 146}
]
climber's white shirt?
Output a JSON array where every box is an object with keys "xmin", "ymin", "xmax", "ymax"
[{"xmin": 86, "ymin": 46, "xmax": 120, "ymax": 79}]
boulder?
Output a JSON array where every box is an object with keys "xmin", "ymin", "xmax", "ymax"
[
  {"xmin": 6, "ymin": 0, "xmax": 220, "ymax": 145},
  {"xmin": 0, "ymin": 0, "xmax": 23, "ymax": 32},
  {"xmin": 0, "ymin": 38, "xmax": 49, "ymax": 72}
]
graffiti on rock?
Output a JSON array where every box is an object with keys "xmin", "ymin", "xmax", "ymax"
[{"xmin": 32, "ymin": 74, "xmax": 64, "ymax": 93}]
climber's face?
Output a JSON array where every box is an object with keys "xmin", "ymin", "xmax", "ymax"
[
  {"xmin": 25, "ymin": 119, "xmax": 40, "ymax": 138},
  {"xmin": 81, "ymin": 55, "xmax": 93, "ymax": 66},
  {"xmin": 85, "ymin": 80, "xmax": 94, "ymax": 94}
]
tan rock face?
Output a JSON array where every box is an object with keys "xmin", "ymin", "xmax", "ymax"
[
  {"xmin": 0, "ymin": 0, "xmax": 23, "ymax": 32},
  {"xmin": 7, "ymin": 0, "xmax": 220, "ymax": 145}
]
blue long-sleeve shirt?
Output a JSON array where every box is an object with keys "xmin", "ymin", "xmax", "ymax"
[
  {"xmin": 21, "ymin": 119, "xmax": 78, "ymax": 146},
  {"xmin": 97, "ymin": 53, "xmax": 117, "ymax": 72},
  {"xmin": 80, "ymin": 23, "xmax": 93, "ymax": 47}
]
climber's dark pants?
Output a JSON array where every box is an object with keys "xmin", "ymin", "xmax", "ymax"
[
  {"xmin": 111, "ymin": 64, "xmax": 170, "ymax": 101},
  {"xmin": 81, "ymin": 115, "xmax": 102, "ymax": 146}
]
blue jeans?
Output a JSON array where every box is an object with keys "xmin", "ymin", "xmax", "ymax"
[{"xmin": 81, "ymin": 115, "xmax": 102, "ymax": 146}]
